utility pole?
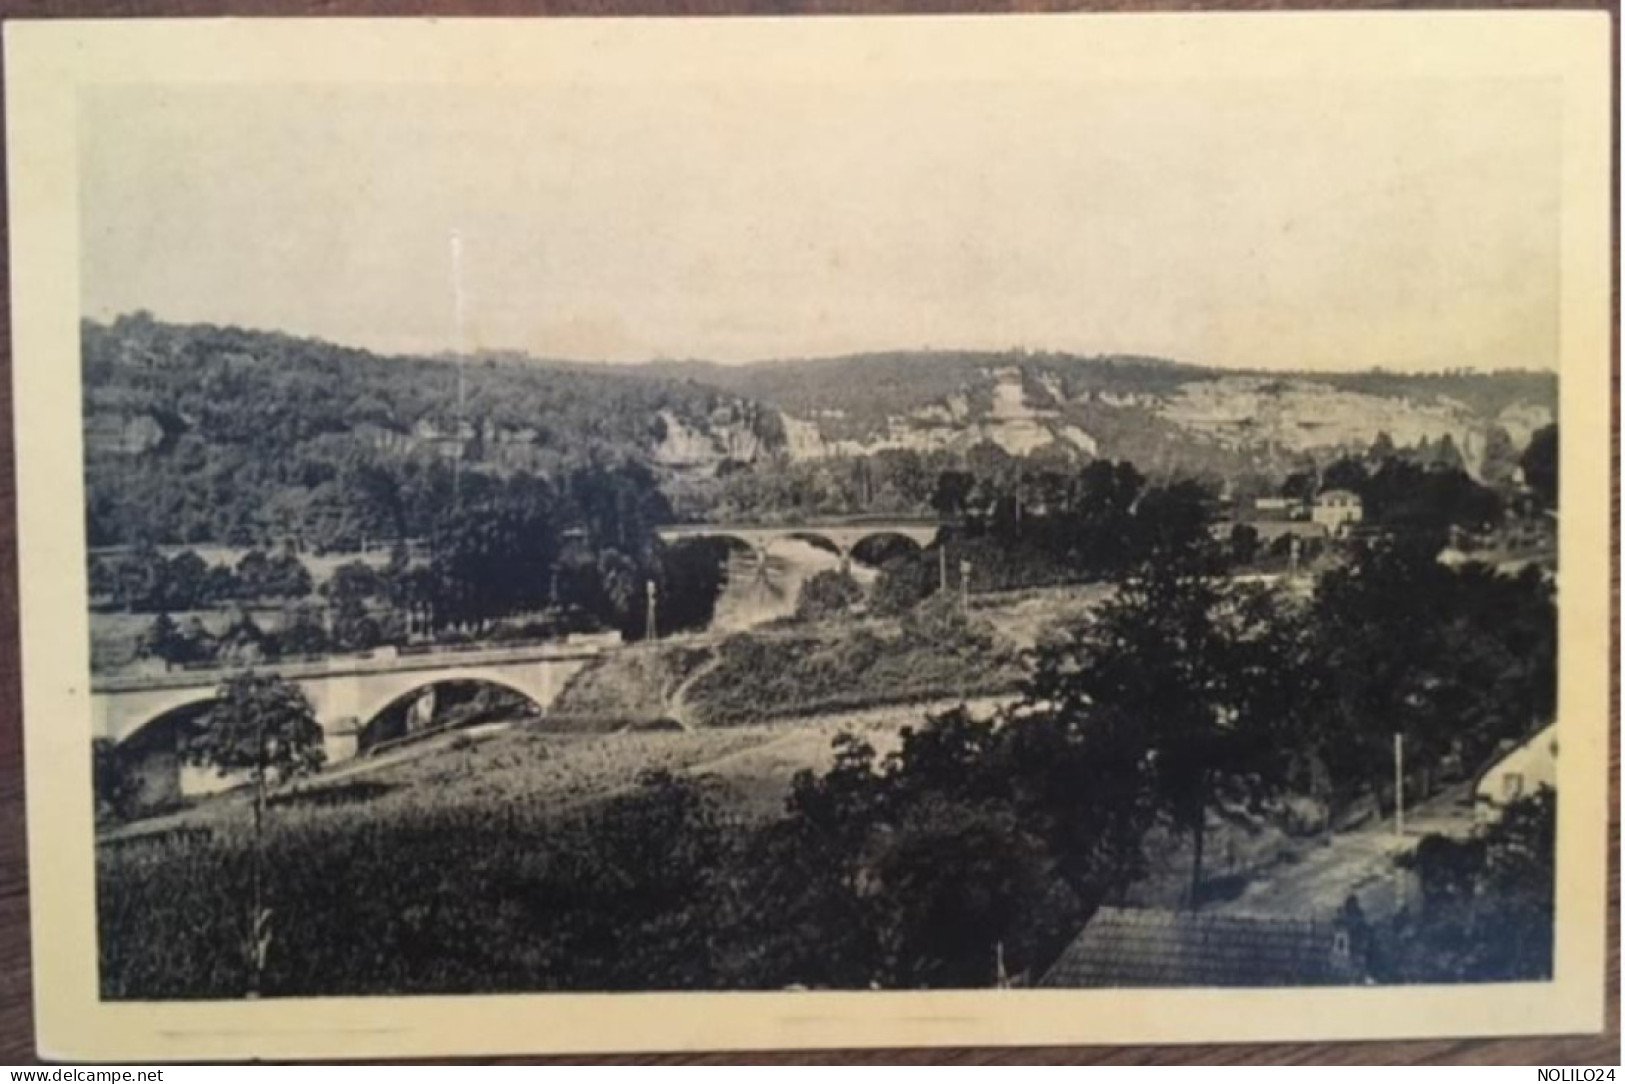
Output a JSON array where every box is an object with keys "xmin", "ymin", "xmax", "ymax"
[
  {"xmin": 645, "ymin": 580, "xmax": 659, "ymax": 643},
  {"xmin": 1393, "ymin": 732, "xmax": 1405, "ymax": 838},
  {"xmin": 939, "ymin": 546, "xmax": 948, "ymax": 593},
  {"xmin": 959, "ymin": 559, "xmax": 971, "ymax": 616},
  {"xmin": 450, "ymin": 230, "xmax": 468, "ymax": 510}
]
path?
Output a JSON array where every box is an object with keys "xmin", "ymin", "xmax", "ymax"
[
  {"xmin": 663, "ymin": 648, "xmax": 724, "ymax": 731},
  {"xmin": 1210, "ymin": 782, "xmax": 1477, "ymax": 922}
]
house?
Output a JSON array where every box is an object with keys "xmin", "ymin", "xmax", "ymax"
[
  {"xmin": 1253, "ymin": 495, "xmax": 1302, "ymax": 518},
  {"xmin": 1311, "ymin": 489, "xmax": 1363, "ymax": 536},
  {"xmin": 1040, "ymin": 904, "xmax": 1372, "ymax": 988},
  {"xmin": 1474, "ymin": 722, "xmax": 1557, "ymax": 823}
]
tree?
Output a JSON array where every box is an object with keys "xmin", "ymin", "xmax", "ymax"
[
  {"xmin": 1520, "ymin": 424, "xmax": 1558, "ymax": 509},
  {"xmin": 1025, "ymin": 552, "xmax": 1288, "ymax": 908},
  {"xmin": 1281, "ymin": 469, "xmax": 1318, "ymax": 502},
  {"xmin": 428, "ymin": 489, "xmax": 559, "ymax": 628},
  {"xmin": 1478, "ymin": 425, "xmax": 1519, "ymax": 488},
  {"xmin": 137, "ymin": 612, "xmax": 188, "ymax": 666},
  {"xmin": 1127, "ymin": 480, "xmax": 1222, "ymax": 575},
  {"xmin": 323, "ymin": 560, "xmax": 382, "ymax": 608},
  {"xmin": 931, "ymin": 470, "xmax": 975, "ymax": 518},
  {"xmin": 652, "ymin": 538, "xmax": 729, "ymax": 636},
  {"xmin": 332, "ymin": 595, "xmax": 381, "ymax": 652},
  {"xmin": 725, "ymin": 712, "xmax": 1099, "ymax": 989},
  {"xmin": 92, "ymin": 738, "xmax": 138, "ymax": 824},
  {"xmin": 1227, "ymin": 523, "xmax": 1260, "ymax": 568},
  {"xmin": 324, "ymin": 560, "xmax": 385, "ymax": 651},
  {"xmin": 217, "ymin": 610, "xmax": 270, "ymax": 667},
  {"xmin": 263, "ymin": 553, "xmax": 314, "ymax": 600},
  {"xmin": 200, "ymin": 563, "xmax": 241, "ymax": 606},
  {"xmin": 1368, "ymin": 431, "xmax": 1398, "ymax": 463},
  {"xmin": 159, "ymin": 550, "xmax": 210, "ymax": 611},
  {"xmin": 795, "ymin": 570, "xmax": 865, "ymax": 621},
  {"xmin": 1389, "ymin": 788, "xmax": 1554, "ymax": 981},
  {"xmin": 116, "ymin": 544, "xmax": 166, "ymax": 612},
  {"xmin": 1307, "ymin": 539, "xmax": 1555, "ymax": 798},
  {"xmin": 1321, "ymin": 456, "xmax": 1368, "ymax": 496},
  {"xmin": 181, "ymin": 673, "xmax": 325, "ymax": 997},
  {"xmin": 1428, "ymin": 434, "xmax": 1466, "ymax": 472},
  {"xmin": 871, "ymin": 553, "xmax": 937, "ymax": 616},
  {"xmin": 276, "ymin": 605, "xmax": 330, "ymax": 658},
  {"xmin": 234, "ymin": 549, "xmax": 272, "ymax": 599},
  {"xmin": 597, "ymin": 548, "xmax": 643, "ymax": 635}
]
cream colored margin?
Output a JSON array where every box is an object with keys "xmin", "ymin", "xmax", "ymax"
[{"xmin": 5, "ymin": 13, "xmax": 1612, "ymax": 1061}]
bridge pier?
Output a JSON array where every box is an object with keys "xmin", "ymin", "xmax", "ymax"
[
  {"xmin": 656, "ymin": 519, "xmax": 942, "ymax": 576},
  {"xmin": 94, "ymin": 646, "xmax": 603, "ymax": 817}
]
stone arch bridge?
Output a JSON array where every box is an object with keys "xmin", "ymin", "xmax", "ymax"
[
  {"xmin": 93, "ymin": 642, "xmax": 606, "ymax": 809},
  {"xmin": 656, "ymin": 517, "xmax": 943, "ymax": 569}
]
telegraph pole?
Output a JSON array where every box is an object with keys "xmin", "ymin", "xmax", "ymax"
[
  {"xmin": 1393, "ymin": 732, "xmax": 1405, "ymax": 837},
  {"xmin": 646, "ymin": 580, "xmax": 659, "ymax": 643},
  {"xmin": 450, "ymin": 231, "xmax": 468, "ymax": 509},
  {"xmin": 959, "ymin": 559, "xmax": 971, "ymax": 616},
  {"xmin": 939, "ymin": 546, "xmax": 948, "ymax": 593}
]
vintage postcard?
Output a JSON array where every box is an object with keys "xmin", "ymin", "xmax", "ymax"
[{"xmin": 5, "ymin": 13, "xmax": 1612, "ymax": 1061}]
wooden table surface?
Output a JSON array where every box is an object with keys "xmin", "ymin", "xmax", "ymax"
[{"xmin": 0, "ymin": 1, "xmax": 1616, "ymax": 1064}]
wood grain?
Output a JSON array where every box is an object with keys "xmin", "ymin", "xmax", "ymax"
[{"xmin": 0, "ymin": 2, "xmax": 1615, "ymax": 1064}]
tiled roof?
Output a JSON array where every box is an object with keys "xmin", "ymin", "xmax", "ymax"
[{"xmin": 1040, "ymin": 906, "xmax": 1357, "ymax": 988}]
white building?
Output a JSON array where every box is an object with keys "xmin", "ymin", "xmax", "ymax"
[
  {"xmin": 1311, "ymin": 489, "xmax": 1363, "ymax": 536},
  {"xmin": 1474, "ymin": 722, "xmax": 1557, "ymax": 823}
]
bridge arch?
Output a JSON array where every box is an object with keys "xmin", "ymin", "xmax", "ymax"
[
  {"xmin": 673, "ymin": 533, "xmax": 762, "ymax": 558},
  {"xmin": 354, "ymin": 669, "xmax": 547, "ymax": 755},
  {"xmin": 848, "ymin": 531, "xmax": 929, "ymax": 568},
  {"xmin": 118, "ymin": 693, "xmax": 218, "ymax": 751},
  {"xmin": 112, "ymin": 696, "xmax": 222, "ymax": 812},
  {"xmin": 773, "ymin": 531, "xmax": 847, "ymax": 561}
]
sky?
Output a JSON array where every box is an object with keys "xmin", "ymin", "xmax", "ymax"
[{"xmin": 79, "ymin": 76, "xmax": 1561, "ymax": 371}]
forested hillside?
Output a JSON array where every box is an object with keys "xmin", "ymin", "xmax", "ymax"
[
  {"xmin": 82, "ymin": 314, "xmax": 781, "ymax": 548},
  {"xmin": 655, "ymin": 350, "xmax": 1555, "ymax": 521},
  {"xmin": 650, "ymin": 350, "xmax": 1555, "ymax": 449},
  {"xmin": 82, "ymin": 315, "xmax": 1557, "ymax": 549}
]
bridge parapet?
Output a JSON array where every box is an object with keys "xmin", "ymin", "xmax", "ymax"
[
  {"xmin": 656, "ymin": 518, "xmax": 943, "ymax": 559},
  {"xmin": 90, "ymin": 639, "xmax": 612, "ymax": 695}
]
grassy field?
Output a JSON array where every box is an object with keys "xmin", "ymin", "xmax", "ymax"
[
  {"xmin": 106, "ymin": 692, "xmax": 1010, "ymax": 843},
  {"xmin": 96, "ymin": 584, "xmax": 1111, "ymax": 998},
  {"xmin": 548, "ymin": 585, "xmax": 1108, "ymax": 730},
  {"xmin": 90, "ymin": 607, "xmax": 302, "ymax": 673},
  {"xmin": 543, "ymin": 641, "xmax": 714, "ymax": 731},
  {"xmin": 96, "ymin": 694, "xmax": 1008, "ymax": 998}
]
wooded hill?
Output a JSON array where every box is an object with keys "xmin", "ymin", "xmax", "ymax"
[{"xmin": 82, "ymin": 314, "xmax": 1556, "ymax": 548}]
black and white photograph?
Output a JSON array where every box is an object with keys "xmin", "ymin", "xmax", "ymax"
[{"xmin": 6, "ymin": 13, "xmax": 1612, "ymax": 1059}]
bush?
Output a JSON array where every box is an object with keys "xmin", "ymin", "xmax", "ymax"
[
  {"xmin": 1384, "ymin": 788, "xmax": 1554, "ymax": 982},
  {"xmin": 97, "ymin": 772, "xmax": 731, "ymax": 997},
  {"xmin": 871, "ymin": 553, "xmax": 937, "ymax": 615},
  {"xmin": 684, "ymin": 617, "xmax": 1018, "ymax": 728},
  {"xmin": 93, "ymin": 738, "xmax": 138, "ymax": 825},
  {"xmin": 794, "ymin": 570, "xmax": 865, "ymax": 621}
]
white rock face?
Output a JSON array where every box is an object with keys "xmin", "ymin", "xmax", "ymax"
[
  {"xmin": 780, "ymin": 367, "xmax": 1100, "ymax": 462},
  {"xmin": 1057, "ymin": 425, "xmax": 1100, "ymax": 456},
  {"xmin": 780, "ymin": 414, "xmax": 834, "ymax": 459},
  {"xmin": 770, "ymin": 367, "xmax": 1542, "ymax": 473},
  {"xmin": 1496, "ymin": 402, "xmax": 1554, "ymax": 448},
  {"xmin": 83, "ymin": 410, "xmax": 165, "ymax": 456},
  {"xmin": 1159, "ymin": 377, "xmax": 1481, "ymax": 456},
  {"xmin": 651, "ymin": 408, "xmax": 769, "ymax": 468}
]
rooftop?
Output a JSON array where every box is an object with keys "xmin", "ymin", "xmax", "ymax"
[{"xmin": 1040, "ymin": 906, "xmax": 1363, "ymax": 988}]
